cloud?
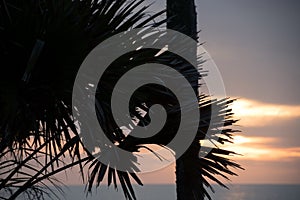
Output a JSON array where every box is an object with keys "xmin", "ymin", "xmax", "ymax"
[
  {"xmin": 220, "ymin": 135, "xmax": 300, "ymax": 161},
  {"xmin": 230, "ymin": 99, "xmax": 300, "ymax": 127}
]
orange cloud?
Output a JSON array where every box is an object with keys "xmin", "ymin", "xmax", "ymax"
[
  {"xmin": 219, "ymin": 135, "xmax": 300, "ymax": 161},
  {"xmin": 230, "ymin": 99, "xmax": 300, "ymax": 126}
]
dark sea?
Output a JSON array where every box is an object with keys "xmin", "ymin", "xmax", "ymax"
[{"xmin": 43, "ymin": 184, "xmax": 300, "ymax": 200}]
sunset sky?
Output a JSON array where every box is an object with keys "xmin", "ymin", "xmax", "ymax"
[
  {"xmin": 61, "ymin": 0, "xmax": 300, "ymax": 186},
  {"xmin": 197, "ymin": 0, "xmax": 300, "ymax": 184}
]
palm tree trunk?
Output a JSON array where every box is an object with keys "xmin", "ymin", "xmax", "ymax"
[
  {"xmin": 167, "ymin": 0, "xmax": 197, "ymax": 41},
  {"xmin": 167, "ymin": 1, "xmax": 204, "ymax": 200}
]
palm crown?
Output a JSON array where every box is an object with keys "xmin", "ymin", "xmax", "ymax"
[{"xmin": 0, "ymin": 0, "xmax": 242, "ymax": 200}]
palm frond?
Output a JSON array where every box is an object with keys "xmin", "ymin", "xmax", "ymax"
[{"xmin": 0, "ymin": 0, "xmax": 165, "ymax": 199}]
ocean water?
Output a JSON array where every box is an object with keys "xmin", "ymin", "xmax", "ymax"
[{"xmin": 41, "ymin": 184, "xmax": 300, "ymax": 200}]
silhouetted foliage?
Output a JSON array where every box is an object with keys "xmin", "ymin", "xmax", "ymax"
[{"xmin": 0, "ymin": 0, "xmax": 243, "ymax": 200}]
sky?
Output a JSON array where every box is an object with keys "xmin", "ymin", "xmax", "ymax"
[
  {"xmin": 197, "ymin": 0, "xmax": 300, "ymax": 184},
  {"xmin": 57, "ymin": 0, "xmax": 300, "ymax": 186}
]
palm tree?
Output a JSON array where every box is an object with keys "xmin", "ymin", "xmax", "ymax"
[
  {"xmin": 167, "ymin": 0, "xmax": 199, "ymax": 199},
  {"xmin": 0, "ymin": 0, "xmax": 242, "ymax": 199},
  {"xmin": 166, "ymin": 1, "xmax": 244, "ymax": 199}
]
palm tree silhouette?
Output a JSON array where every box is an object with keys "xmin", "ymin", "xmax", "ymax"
[
  {"xmin": 167, "ymin": 0, "xmax": 200, "ymax": 199},
  {"xmin": 0, "ymin": 0, "xmax": 243, "ymax": 199}
]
